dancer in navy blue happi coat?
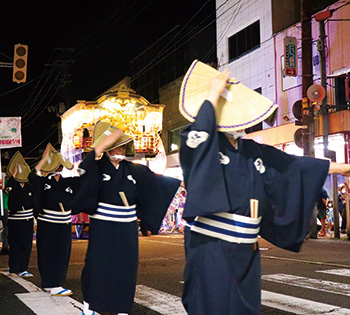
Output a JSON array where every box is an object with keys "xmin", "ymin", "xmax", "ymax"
[
  {"xmin": 6, "ymin": 152, "xmax": 34, "ymax": 277},
  {"xmin": 72, "ymin": 122, "xmax": 181, "ymax": 315},
  {"xmin": 179, "ymin": 67, "xmax": 350, "ymax": 315},
  {"xmin": 29, "ymin": 143, "xmax": 79, "ymax": 296}
]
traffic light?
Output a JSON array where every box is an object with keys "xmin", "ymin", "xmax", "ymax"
[{"xmin": 13, "ymin": 44, "xmax": 28, "ymax": 83}]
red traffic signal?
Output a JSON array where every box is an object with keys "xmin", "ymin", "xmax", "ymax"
[{"xmin": 13, "ymin": 44, "xmax": 28, "ymax": 83}]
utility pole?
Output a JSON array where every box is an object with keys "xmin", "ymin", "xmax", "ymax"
[
  {"xmin": 315, "ymin": 9, "xmax": 340, "ymax": 238},
  {"xmin": 301, "ymin": 0, "xmax": 314, "ymax": 157},
  {"xmin": 301, "ymin": 0, "xmax": 318, "ymax": 238}
]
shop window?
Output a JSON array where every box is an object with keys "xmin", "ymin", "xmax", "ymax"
[
  {"xmin": 169, "ymin": 126, "xmax": 187, "ymax": 152},
  {"xmin": 228, "ymin": 20, "xmax": 260, "ymax": 63},
  {"xmin": 246, "ymin": 87, "xmax": 263, "ymax": 134}
]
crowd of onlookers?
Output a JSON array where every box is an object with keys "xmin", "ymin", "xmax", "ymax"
[{"xmin": 318, "ymin": 183, "xmax": 348, "ymax": 236}]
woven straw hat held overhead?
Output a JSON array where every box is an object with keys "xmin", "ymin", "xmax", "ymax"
[
  {"xmin": 91, "ymin": 121, "xmax": 134, "ymax": 155},
  {"xmin": 179, "ymin": 60, "xmax": 279, "ymax": 131},
  {"xmin": 7, "ymin": 151, "xmax": 31, "ymax": 182},
  {"xmin": 40, "ymin": 143, "xmax": 73, "ymax": 174}
]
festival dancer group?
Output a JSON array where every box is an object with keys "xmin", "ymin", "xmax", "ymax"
[{"xmin": 4, "ymin": 60, "xmax": 350, "ymax": 315}]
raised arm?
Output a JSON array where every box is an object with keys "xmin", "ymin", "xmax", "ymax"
[
  {"xmin": 93, "ymin": 128, "xmax": 123, "ymax": 157},
  {"xmin": 329, "ymin": 162, "xmax": 350, "ymax": 177},
  {"xmin": 35, "ymin": 144, "xmax": 50, "ymax": 172},
  {"xmin": 206, "ymin": 68, "xmax": 230, "ymax": 107}
]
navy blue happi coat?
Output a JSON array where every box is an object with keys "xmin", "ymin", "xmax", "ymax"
[
  {"xmin": 180, "ymin": 101, "xmax": 329, "ymax": 315},
  {"xmin": 72, "ymin": 152, "xmax": 181, "ymax": 313}
]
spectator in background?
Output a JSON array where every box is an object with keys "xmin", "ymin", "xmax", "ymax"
[
  {"xmin": 326, "ymin": 200, "xmax": 334, "ymax": 233},
  {"xmin": 317, "ymin": 188, "xmax": 329, "ymax": 236},
  {"xmin": 338, "ymin": 183, "xmax": 347, "ymax": 233},
  {"xmin": 0, "ymin": 169, "xmax": 9, "ymax": 255}
]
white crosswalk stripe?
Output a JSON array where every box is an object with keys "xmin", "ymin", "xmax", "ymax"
[
  {"xmin": 4, "ymin": 270, "xmax": 350, "ymax": 314},
  {"xmin": 1, "ymin": 272, "xmax": 100, "ymax": 315},
  {"xmin": 134, "ymin": 285, "xmax": 187, "ymax": 315},
  {"xmin": 261, "ymin": 290, "xmax": 350, "ymax": 314},
  {"xmin": 262, "ymin": 273, "xmax": 350, "ymax": 297},
  {"xmin": 316, "ymin": 268, "xmax": 350, "ymax": 277}
]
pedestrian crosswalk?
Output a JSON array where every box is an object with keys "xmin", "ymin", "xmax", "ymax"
[
  {"xmin": 262, "ymin": 273, "xmax": 350, "ymax": 296},
  {"xmin": 133, "ymin": 269, "xmax": 350, "ymax": 314},
  {"xmin": 135, "ymin": 285, "xmax": 186, "ymax": 315},
  {"xmin": 261, "ymin": 290, "xmax": 350, "ymax": 314},
  {"xmin": 316, "ymin": 268, "xmax": 350, "ymax": 277},
  {"xmin": 2, "ymin": 269, "xmax": 350, "ymax": 314},
  {"xmin": 262, "ymin": 269, "xmax": 350, "ymax": 314},
  {"xmin": 1, "ymin": 272, "xmax": 93, "ymax": 315}
]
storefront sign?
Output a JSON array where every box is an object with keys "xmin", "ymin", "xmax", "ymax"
[
  {"xmin": 284, "ymin": 36, "xmax": 297, "ymax": 77},
  {"xmin": 282, "ymin": 41, "xmax": 321, "ymax": 91},
  {"xmin": 0, "ymin": 117, "xmax": 21, "ymax": 148}
]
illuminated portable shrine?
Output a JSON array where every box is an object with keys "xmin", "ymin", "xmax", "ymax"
[{"xmin": 61, "ymin": 83, "xmax": 165, "ymax": 160}]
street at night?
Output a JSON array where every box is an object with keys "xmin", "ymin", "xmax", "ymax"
[
  {"xmin": 2, "ymin": 0, "xmax": 350, "ymax": 314},
  {"xmin": 1, "ymin": 233, "xmax": 350, "ymax": 314}
]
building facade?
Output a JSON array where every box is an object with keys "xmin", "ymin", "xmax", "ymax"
[{"xmin": 160, "ymin": 0, "xmax": 350, "ymax": 190}]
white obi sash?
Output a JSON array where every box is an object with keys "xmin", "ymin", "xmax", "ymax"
[
  {"xmin": 90, "ymin": 202, "xmax": 137, "ymax": 223},
  {"xmin": 187, "ymin": 212, "xmax": 261, "ymax": 244},
  {"xmin": 38, "ymin": 209, "xmax": 72, "ymax": 224},
  {"xmin": 8, "ymin": 209, "xmax": 34, "ymax": 220}
]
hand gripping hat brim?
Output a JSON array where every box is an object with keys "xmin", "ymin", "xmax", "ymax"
[
  {"xmin": 40, "ymin": 143, "xmax": 74, "ymax": 173},
  {"xmin": 179, "ymin": 60, "xmax": 279, "ymax": 131},
  {"xmin": 91, "ymin": 121, "xmax": 133, "ymax": 152},
  {"xmin": 7, "ymin": 151, "xmax": 31, "ymax": 182}
]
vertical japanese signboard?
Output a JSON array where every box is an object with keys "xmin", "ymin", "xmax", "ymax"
[
  {"xmin": 0, "ymin": 117, "xmax": 22, "ymax": 148},
  {"xmin": 0, "ymin": 117, "xmax": 21, "ymax": 215},
  {"xmin": 284, "ymin": 36, "xmax": 297, "ymax": 77}
]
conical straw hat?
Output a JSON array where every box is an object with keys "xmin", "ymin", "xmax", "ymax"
[
  {"xmin": 179, "ymin": 60, "xmax": 279, "ymax": 131},
  {"xmin": 7, "ymin": 151, "xmax": 31, "ymax": 182},
  {"xmin": 91, "ymin": 121, "xmax": 133, "ymax": 152},
  {"xmin": 40, "ymin": 143, "xmax": 73, "ymax": 173}
]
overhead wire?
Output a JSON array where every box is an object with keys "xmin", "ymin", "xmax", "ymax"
[
  {"xmin": 73, "ymin": 0, "xmax": 132, "ymax": 53},
  {"xmin": 4, "ymin": 0, "xmax": 245, "ymax": 153},
  {"xmin": 22, "ymin": 70, "xmax": 63, "ymax": 126},
  {"xmin": 130, "ymin": 0, "xmax": 244, "ymax": 83},
  {"xmin": 131, "ymin": 0, "xmax": 212, "ymax": 80},
  {"xmin": 0, "ymin": 51, "xmax": 12, "ymax": 61},
  {"xmin": 23, "ymin": 125, "xmax": 57, "ymax": 157},
  {"xmin": 203, "ymin": 0, "xmax": 243, "ymax": 65},
  {"xmin": 57, "ymin": 0, "xmax": 115, "ymax": 47},
  {"xmin": 75, "ymin": 0, "xmax": 154, "ymax": 59}
]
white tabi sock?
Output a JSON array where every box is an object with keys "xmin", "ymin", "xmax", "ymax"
[{"xmin": 83, "ymin": 301, "xmax": 94, "ymax": 315}]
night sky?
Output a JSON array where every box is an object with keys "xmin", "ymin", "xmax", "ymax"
[{"xmin": 0, "ymin": 0, "xmax": 216, "ymax": 160}]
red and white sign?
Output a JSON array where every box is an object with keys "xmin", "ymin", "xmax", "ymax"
[
  {"xmin": 284, "ymin": 36, "xmax": 298, "ymax": 77},
  {"xmin": 0, "ymin": 117, "xmax": 22, "ymax": 148}
]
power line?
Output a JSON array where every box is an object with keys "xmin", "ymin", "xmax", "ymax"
[
  {"xmin": 24, "ymin": 125, "xmax": 57, "ymax": 157},
  {"xmin": 130, "ymin": 0, "xmax": 243, "ymax": 83},
  {"xmin": 132, "ymin": 0, "xmax": 212, "ymax": 80}
]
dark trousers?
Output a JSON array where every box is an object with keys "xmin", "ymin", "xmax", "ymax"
[
  {"xmin": 8, "ymin": 219, "xmax": 34, "ymax": 273},
  {"xmin": 182, "ymin": 228, "xmax": 261, "ymax": 315},
  {"xmin": 341, "ymin": 210, "xmax": 347, "ymax": 231},
  {"xmin": 36, "ymin": 220, "xmax": 72, "ymax": 288}
]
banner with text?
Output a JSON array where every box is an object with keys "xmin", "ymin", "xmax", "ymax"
[{"xmin": 0, "ymin": 117, "xmax": 22, "ymax": 148}]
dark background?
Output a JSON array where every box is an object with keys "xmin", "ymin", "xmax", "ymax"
[
  {"xmin": 0, "ymin": 0, "xmax": 216, "ymax": 161},
  {"xmin": 0, "ymin": 0, "xmax": 338, "ymax": 163}
]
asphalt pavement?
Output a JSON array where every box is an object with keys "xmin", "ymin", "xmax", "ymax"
[{"xmin": 0, "ymin": 231, "xmax": 349, "ymax": 315}]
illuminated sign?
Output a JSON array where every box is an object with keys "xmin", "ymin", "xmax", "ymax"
[
  {"xmin": 284, "ymin": 36, "xmax": 297, "ymax": 77},
  {"xmin": 0, "ymin": 117, "xmax": 22, "ymax": 148}
]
